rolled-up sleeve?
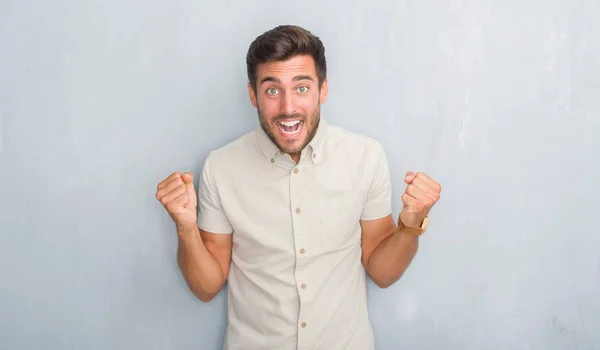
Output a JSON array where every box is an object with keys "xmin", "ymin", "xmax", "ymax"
[{"xmin": 197, "ymin": 152, "xmax": 233, "ymax": 234}]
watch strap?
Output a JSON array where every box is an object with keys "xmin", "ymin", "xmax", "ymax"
[{"xmin": 398, "ymin": 216, "xmax": 429, "ymax": 236}]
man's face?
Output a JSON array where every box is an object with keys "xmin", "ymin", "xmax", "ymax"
[{"xmin": 248, "ymin": 55, "xmax": 328, "ymax": 158}]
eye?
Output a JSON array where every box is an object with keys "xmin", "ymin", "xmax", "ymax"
[
  {"xmin": 297, "ymin": 86, "xmax": 309, "ymax": 93},
  {"xmin": 266, "ymin": 88, "xmax": 279, "ymax": 95}
]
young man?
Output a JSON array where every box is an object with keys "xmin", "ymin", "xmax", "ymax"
[{"xmin": 156, "ymin": 25, "xmax": 441, "ymax": 350}]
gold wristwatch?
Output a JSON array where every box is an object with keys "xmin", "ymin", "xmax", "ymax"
[{"xmin": 398, "ymin": 216, "xmax": 429, "ymax": 236}]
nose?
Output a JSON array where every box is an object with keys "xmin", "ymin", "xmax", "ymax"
[{"xmin": 280, "ymin": 91, "xmax": 296, "ymax": 116}]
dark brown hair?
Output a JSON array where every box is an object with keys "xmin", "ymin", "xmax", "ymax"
[{"xmin": 246, "ymin": 25, "xmax": 327, "ymax": 91}]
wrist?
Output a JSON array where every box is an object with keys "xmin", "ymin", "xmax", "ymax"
[
  {"xmin": 398, "ymin": 214, "xmax": 428, "ymax": 236},
  {"xmin": 399, "ymin": 217, "xmax": 423, "ymax": 228},
  {"xmin": 177, "ymin": 222, "xmax": 199, "ymax": 239},
  {"xmin": 398, "ymin": 210, "xmax": 424, "ymax": 228}
]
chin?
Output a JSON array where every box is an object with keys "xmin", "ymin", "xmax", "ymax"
[{"xmin": 275, "ymin": 134, "xmax": 306, "ymax": 154}]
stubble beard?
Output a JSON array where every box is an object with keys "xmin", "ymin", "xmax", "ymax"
[{"xmin": 258, "ymin": 104, "xmax": 321, "ymax": 157}]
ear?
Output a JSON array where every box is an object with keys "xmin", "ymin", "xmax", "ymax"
[
  {"xmin": 319, "ymin": 78, "xmax": 329, "ymax": 104},
  {"xmin": 248, "ymin": 82, "xmax": 258, "ymax": 108}
]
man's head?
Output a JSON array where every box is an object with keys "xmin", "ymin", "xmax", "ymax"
[{"xmin": 246, "ymin": 25, "xmax": 328, "ymax": 159}]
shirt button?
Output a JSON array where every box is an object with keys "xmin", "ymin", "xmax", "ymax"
[
  {"xmin": 270, "ymin": 158, "xmax": 275, "ymax": 163},
  {"xmin": 312, "ymin": 153, "xmax": 316, "ymax": 158},
  {"xmin": 301, "ymin": 283, "xmax": 306, "ymax": 289},
  {"xmin": 293, "ymin": 168, "xmax": 299, "ymax": 174},
  {"xmin": 299, "ymin": 248, "xmax": 305, "ymax": 254},
  {"xmin": 295, "ymin": 208, "xmax": 301, "ymax": 214},
  {"xmin": 301, "ymin": 322, "xmax": 307, "ymax": 328}
]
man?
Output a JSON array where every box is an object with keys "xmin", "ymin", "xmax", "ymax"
[{"xmin": 156, "ymin": 25, "xmax": 441, "ymax": 350}]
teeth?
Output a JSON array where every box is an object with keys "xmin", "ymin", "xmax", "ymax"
[
  {"xmin": 279, "ymin": 120, "xmax": 300, "ymax": 127},
  {"xmin": 277, "ymin": 120, "xmax": 303, "ymax": 135}
]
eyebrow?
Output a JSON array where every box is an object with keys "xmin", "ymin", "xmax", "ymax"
[{"xmin": 259, "ymin": 75, "xmax": 315, "ymax": 85}]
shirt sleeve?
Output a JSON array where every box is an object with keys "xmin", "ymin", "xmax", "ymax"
[
  {"xmin": 360, "ymin": 142, "xmax": 393, "ymax": 221},
  {"xmin": 197, "ymin": 152, "xmax": 233, "ymax": 234}
]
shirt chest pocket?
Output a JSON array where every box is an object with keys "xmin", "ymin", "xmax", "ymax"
[{"xmin": 316, "ymin": 194, "xmax": 365, "ymax": 248}]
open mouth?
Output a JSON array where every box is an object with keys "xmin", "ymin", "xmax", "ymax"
[{"xmin": 276, "ymin": 120, "xmax": 304, "ymax": 137}]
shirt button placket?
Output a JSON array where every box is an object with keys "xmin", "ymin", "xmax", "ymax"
[{"xmin": 289, "ymin": 165, "xmax": 310, "ymax": 348}]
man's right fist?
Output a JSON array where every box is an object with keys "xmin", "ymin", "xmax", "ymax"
[{"xmin": 156, "ymin": 172, "xmax": 197, "ymax": 231}]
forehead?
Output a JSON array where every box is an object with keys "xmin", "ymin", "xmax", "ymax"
[{"xmin": 256, "ymin": 55, "xmax": 317, "ymax": 82}]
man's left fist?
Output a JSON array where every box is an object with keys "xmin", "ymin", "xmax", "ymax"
[{"xmin": 399, "ymin": 171, "xmax": 442, "ymax": 228}]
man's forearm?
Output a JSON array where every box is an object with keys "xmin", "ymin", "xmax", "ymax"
[
  {"xmin": 366, "ymin": 229, "xmax": 419, "ymax": 288},
  {"xmin": 177, "ymin": 226, "xmax": 225, "ymax": 302}
]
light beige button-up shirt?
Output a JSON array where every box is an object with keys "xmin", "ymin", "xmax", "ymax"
[{"xmin": 197, "ymin": 118, "xmax": 392, "ymax": 350}]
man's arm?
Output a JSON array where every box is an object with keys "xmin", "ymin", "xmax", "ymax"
[
  {"xmin": 360, "ymin": 214, "xmax": 419, "ymax": 288},
  {"xmin": 359, "ymin": 139, "xmax": 441, "ymax": 288},
  {"xmin": 157, "ymin": 152, "xmax": 234, "ymax": 302},
  {"xmin": 177, "ymin": 226, "xmax": 231, "ymax": 302},
  {"xmin": 361, "ymin": 171, "xmax": 440, "ymax": 288}
]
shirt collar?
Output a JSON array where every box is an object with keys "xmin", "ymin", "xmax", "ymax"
[{"xmin": 256, "ymin": 117, "xmax": 329, "ymax": 166}]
